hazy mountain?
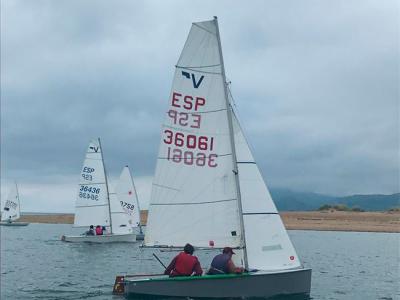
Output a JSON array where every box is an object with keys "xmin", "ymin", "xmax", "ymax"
[{"xmin": 270, "ymin": 188, "xmax": 399, "ymax": 211}]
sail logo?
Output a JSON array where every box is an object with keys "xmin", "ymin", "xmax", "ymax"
[
  {"xmin": 89, "ymin": 146, "xmax": 99, "ymax": 153},
  {"xmin": 181, "ymin": 71, "xmax": 204, "ymax": 88}
]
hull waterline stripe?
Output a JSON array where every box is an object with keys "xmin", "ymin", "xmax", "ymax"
[{"xmin": 242, "ymin": 212, "xmax": 279, "ymax": 215}]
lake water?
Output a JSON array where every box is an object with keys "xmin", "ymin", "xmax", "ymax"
[{"xmin": 1, "ymin": 224, "xmax": 398, "ymax": 299}]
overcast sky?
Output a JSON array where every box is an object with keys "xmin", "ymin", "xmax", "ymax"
[{"xmin": 1, "ymin": 0, "xmax": 399, "ymax": 212}]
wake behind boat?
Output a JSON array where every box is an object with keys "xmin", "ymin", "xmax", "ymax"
[
  {"xmin": 116, "ymin": 17, "xmax": 311, "ymax": 298},
  {"xmin": 0, "ymin": 182, "xmax": 29, "ymax": 226},
  {"xmin": 61, "ymin": 138, "xmax": 140, "ymax": 243}
]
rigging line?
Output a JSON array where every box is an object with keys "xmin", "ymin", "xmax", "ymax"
[
  {"xmin": 176, "ymin": 64, "xmax": 221, "ymax": 69},
  {"xmin": 237, "ymin": 161, "xmax": 256, "ymax": 164},
  {"xmin": 192, "ymin": 22, "xmax": 216, "ymax": 35},
  {"xmin": 176, "ymin": 67, "xmax": 221, "ymax": 75},
  {"xmin": 79, "ymin": 183, "xmax": 106, "ymax": 186},
  {"xmin": 150, "ymin": 198, "xmax": 236, "ymax": 206}
]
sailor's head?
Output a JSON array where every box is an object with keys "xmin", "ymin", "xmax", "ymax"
[
  {"xmin": 183, "ymin": 243, "xmax": 194, "ymax": 255},
  {"xmin": 223, "ymin": 247, "xmax": 235, "ymax": 257},
  {"xmin": 90, "ymin": 225, "xmax": 94, "ymax": 229}
]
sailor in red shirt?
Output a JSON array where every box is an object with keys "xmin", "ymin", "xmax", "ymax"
[{"xmin": 164, "ymin": 243, "xmax": 203, "ymax": 277}]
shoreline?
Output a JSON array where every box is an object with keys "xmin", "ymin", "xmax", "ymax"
[{"xmin": 17, "ymin": 211, "xmax": 400, "ymax": 233}]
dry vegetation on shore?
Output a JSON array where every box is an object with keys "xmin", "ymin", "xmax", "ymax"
[{"xmin": 19, "ymin": 210, "xmax": 399, "ymax": 233}]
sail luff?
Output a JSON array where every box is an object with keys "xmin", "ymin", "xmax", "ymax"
[
  {"xmin": 98, "ymin": 137, "xmax": 113, "ymax": 234},
  {"xmin": 213, "ymin": 17, "xmax": 249, "ymax": 269}
]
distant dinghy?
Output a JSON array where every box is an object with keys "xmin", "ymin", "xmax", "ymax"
[
  {"xmin": 0, "ymin": 182, "xmax": 29, "ymax": 226},
  {"xmin": 61, "ymin": 138, "xmax": 139, "ymax": 243},
  {"xmin": 116, "ymin": 17, "xmax": 311, "ymax": 298}
]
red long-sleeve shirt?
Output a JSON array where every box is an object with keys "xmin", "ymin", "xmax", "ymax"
[{"xmin": 164, "ymin": 252, "xmax": 203, "ymax": 277}]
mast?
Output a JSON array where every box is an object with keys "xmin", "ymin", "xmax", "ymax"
[
  {"xmin": 214, "ymin": 16, "xmax": 248, "ymax": 269},
  {"xmin": 98, "ymin": 137, "xmax": 113, "ymax": 234},
  {"xmin": 126, "ymin": 165, "xmax": 143, "ymax": 234}
]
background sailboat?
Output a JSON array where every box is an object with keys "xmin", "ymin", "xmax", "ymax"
[
  {"xmin": 119, "ymin": 17, "xmax": 311, "ymax": 298},
  {"xmin": 61, "ymin": 138, "xmax": 138, "ymax": 243},
  {"xmin": 0, "ymin": 182, "xmax": 29, "ymax": 226}
]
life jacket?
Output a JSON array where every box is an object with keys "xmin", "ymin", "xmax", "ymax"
[
  {"xmin": 209, "ymin": 253, "xmax": 230, "ymax": 274},
  {"xmin": 95, "ymin": 227, "xmax": 103, "ymax": 235},
  {"xmin": 171, "ymin": 252, "xmax": 198, "ymax": 276}
]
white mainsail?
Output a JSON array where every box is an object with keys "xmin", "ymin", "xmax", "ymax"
[
  {"xmin": 145, "ymin": 18, "xmax": 302, "ymax": 272},
  {"xmin": 74, "ymin": 139, "xmax": 111, "ymax": 229},
  {"xmin": 1, "ymin": 182, "xmax": 20, "ymax": 222},
  {"xmin": 115, "ymin": 166, "xmax": 142, "ymax": 230},
  {"xmin": 145, "ymin": 19, "xmax": 241, "ymax": 249}
]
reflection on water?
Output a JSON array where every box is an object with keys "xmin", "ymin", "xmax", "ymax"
[{"xmin": 1, "ymin": 224, "xmax": 398, "ymax": 299}]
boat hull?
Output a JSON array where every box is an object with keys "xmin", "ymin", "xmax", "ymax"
[
  {"xmin": 122, "ymin": 268, "xmax": 311, "ymax": 298},
  {"xmin": 0, "ymin": 221, "xmax": 29, "ymax": 226},
  {"xmin": 61, "ymin": 233, "xmax": 137, "ymax": 243}
]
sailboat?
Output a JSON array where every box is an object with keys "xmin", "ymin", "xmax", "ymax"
[
  {"xmin": 0, "ymin": 182, "xmax": 29, "ymax": 226},
  {"xmin": 116, "ymin": 17, "xmax": 311, "ymax": 298},
  {"xmin": 113, "ymin": 166, "xmax": 144, "ymax": 240},
  {"xmin": 61, "ymin": 139, "xmax": 138, "ymax": 243}
]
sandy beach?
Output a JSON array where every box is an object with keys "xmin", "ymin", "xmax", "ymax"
[{"xmin": 18, "ymin": 210, "xmax": 399, "ymax": 233}]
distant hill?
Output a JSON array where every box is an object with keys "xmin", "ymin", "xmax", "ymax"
[{"xmin": 270, "ymin": 188, "xmax": 399, "ymax": 211}]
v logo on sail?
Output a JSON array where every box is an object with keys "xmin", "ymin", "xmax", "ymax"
[
  {"xmin": 181, "ymin": 71, "xmax": 204, "ymax": 88},
  {"xmin": 89, "ymin": 146, "xmax": 99, "ymax": 153}
]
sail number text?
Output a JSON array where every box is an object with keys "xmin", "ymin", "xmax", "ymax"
[
  {"xmin": 79, "ymin": 185, "xmax": 100, "ymax": 201},
  {"xmin": 120, "ymin": 201, "xmax": 134, "ymax": 211},
  {"xmin": 81, "ymin": 166, "xmax": 95, "ymax": 181},
  {"xmin": 163, "ymin": 130, "xmax": 214, "ymax": 150},
  {"xmin": 5, "ymin": 200, "xmax": 17, "ymax": 210},
  {"xmin": 165, "ymin": 91, "xmax": 218, "ymax": 168}
]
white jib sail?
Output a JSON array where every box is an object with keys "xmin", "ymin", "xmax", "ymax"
[
  {"xmin": 113, "ymin": 166, "xmax": 141, "ymax": 232},
  {"xmin": 232, "ymin": 110, "xmax": 301, "ymax": 270},
  {"xmin": 145, "ymin": 19, "xmax": 242, "ymax": 248},
  {"xmin": 74, "ymin": 139, "xmax": 111, "ymax": 228},
  {"xmin": 1, "ymin": 182, "xmax": 20, "ymax": 222}
]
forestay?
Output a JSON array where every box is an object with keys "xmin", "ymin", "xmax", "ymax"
[
  {"xmin": 232, "ymin": 111, "xmax": 301, "ymax": 270},
  {"xmin": 74, "ymin": 139, "xmax": 111, "ymax": 228},
  {"xmin": 145, "ymin": 20, "xmax": 242, "ymax": 249},
  {"xmin": 1, "ymin": 182, "xmax": 20, "ymax": 222},
  {"xmin": 113, "ymin": 166, "xmax": 141, "ymax": 233}
]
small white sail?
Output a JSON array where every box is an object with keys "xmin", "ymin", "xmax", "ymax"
[
  {"xmin": 145, "ymin": 20, "xmax": 241, "ymax": 249},
  {"xmin": 1, "ymin": 182, "xmax": 20, "ymax": 222},
  {"xmin": 232, "ymin": 111, "xmax": 301, "ymax": 270},
  {"xmin": 115, "ymin": 166, "xmax": 141, "ymax": 229},
  {"xmin": 74, "ymin": 139, "xmax": 111, "ymax": 228},
  {"xmin": 109, "ymin": 191, "xmax": 133, "ymax": 235}
]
